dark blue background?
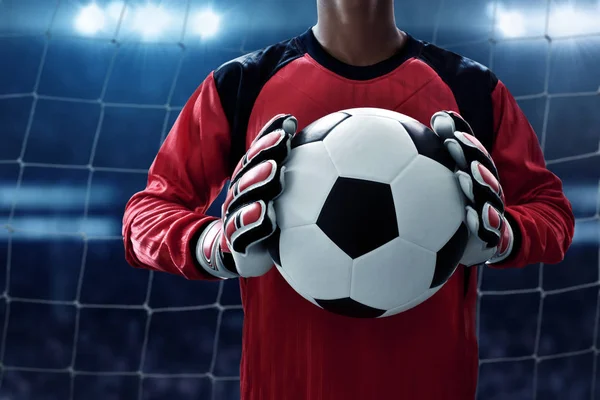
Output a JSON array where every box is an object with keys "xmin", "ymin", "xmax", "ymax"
[{"xmin": 0, "ymin": 0, "xmax": 598, "ymax": 399}]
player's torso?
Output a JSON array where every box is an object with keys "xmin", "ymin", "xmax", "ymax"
[
  {"xmin": 237, "ymin": 54, "xmax": 480, "ymax": 400},
  {"xmin": 246, "ymin": 54, "xmax": 460, "ymax": 147}
]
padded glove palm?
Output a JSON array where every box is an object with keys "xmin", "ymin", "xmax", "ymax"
[
  {"xmin": 430, "ymin": 111, "xmax": 514, "ymax": 267},
  {"xmin": 196, "ymin": 114, "xmax": 297, "ymax": 278}
]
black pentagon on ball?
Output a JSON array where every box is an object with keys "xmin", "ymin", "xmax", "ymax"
[
  {"xmin": 317, "ymin": 177, "xmax": 399, "ymax": 259},
  {"xmin": 315, "ymin": 297, "xmax": 386, "ymax": 318},
  {"xmin": 267, "ymin": 228, "xmax": 282, "ymax": 267},
  {"xmin": 397, "ymin": 118, "xmax": 456, "ymax": 171},
  {"xmin": 430, "ymin": 222, "xmax": 469, "ymax": 288},
  {"xmin": 291, "ymin": 112, "xmax": 350, "ymax": 149}
]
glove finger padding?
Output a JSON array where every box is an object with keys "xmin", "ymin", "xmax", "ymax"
[
  {"xmin": 217, "ymin": 114, "xmax": 297, "ymax": 278},
  {"xmin": 463, "ymin": 159, "xmax": 504, "ymax": 212},
  {"xmin": 223, "ymin": 160, "xmax": 285, "ymax": 218},
  {"xmin": 230, "ymin": 114, "xmax": 297, "ymax": 186},
  {"xmin": 455, "ymin": 163, "xmax": 504, "ymax": 246},
  {"xmin": 224, "ymin": 200, "xmax": 276, "ymax": 254},
  {"xmin": 431, "ymin": 111, "xmax": 511, "ymax": 266},
  {"xmin": 461, "ymin": 203, "xmax": 513, "ymax": 266},
  {"xmin": 431, "ymin": 111, "xmax": 504, "ymax": 208},
  {"xmin": 223, "ymin": 114, "xmax": 296, "ymax": 236},
  {"xmin": 464, "ymin": 201, "xmax": 503, "ymax": 249},
  {"xmin": 431, "ymin": 111, "xmax": 497, "ymax": 173}
]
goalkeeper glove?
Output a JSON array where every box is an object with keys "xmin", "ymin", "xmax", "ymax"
[
  {"xmin": 430, "ymin": 111, "xmax": 515, "ymax": 267},
  {"xmin": 195, "ymin": 114, "xmax": 297, "ymax": 278}
]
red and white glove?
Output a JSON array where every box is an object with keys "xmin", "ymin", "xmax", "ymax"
[
  {"xmin": 196, "ymin": 114, "xmax": 297, "ymax": 278},
  {"xmin": 430, "ymin": 111, "xmax": 515, "ymax": 267}
]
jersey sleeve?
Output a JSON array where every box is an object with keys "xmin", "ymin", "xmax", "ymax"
[
  {"xmin": 489, "ymin": 80, "xmax": 575, "ymax": 268},
  {"xmin": 122, "ymin": 72, "xmax": 230, "ymax": 280}
]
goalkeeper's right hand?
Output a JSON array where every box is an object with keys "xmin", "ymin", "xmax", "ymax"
[{"xmin": 195, "ymin": 114, "xmax": 297, "ymax": 279}]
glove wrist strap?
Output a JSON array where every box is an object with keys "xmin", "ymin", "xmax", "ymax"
[{"xmin": 196, "ymin": 220, "xmax": 239, "ymax": 279}]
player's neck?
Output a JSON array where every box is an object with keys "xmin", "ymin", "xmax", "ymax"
[{"xmin": 313, "ymin": 0, "xmax": 405, "ymax": 67}]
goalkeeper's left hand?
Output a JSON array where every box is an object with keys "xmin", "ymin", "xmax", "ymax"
[{"xmin": 430, "ymin": 111, "xmax": 515, "ymax": 267}]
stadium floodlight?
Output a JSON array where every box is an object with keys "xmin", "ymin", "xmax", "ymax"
[
  {"xmin": 496, "ymin": 10, "xmax": 526, "ymax": 38},
  {"xmin": 549, "ymin": 4, "xmax": 599, "ymax": 36},
  {"xmin": 133, "ymin": 4, "xmax": 171, "ymax": 39},
  {"xmin": 192, "ymin": 9, "xmax": 220, "ymax": 38},
  {"xmin": 106, "ymin": 1, "xmax": 125, "ymax": 21},
  {"xmin": 74, "ymin": 3, "xmax": 106, "ymax": 35}
]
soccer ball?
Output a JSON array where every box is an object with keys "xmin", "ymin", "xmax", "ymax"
[{"xmin": 268, "ymin": 108, "xmax": 469, "ymax": 318}]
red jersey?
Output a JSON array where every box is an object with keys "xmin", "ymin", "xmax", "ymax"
[{"xmin": 122, "ymin": 30, "xmax": 574, "ymax": 400}]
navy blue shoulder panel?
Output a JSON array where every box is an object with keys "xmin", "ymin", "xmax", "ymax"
[
  {"xmin": 213, "ymin": 39, "xmax": 304, "ymax": 175},
  {"xmin": 417, "ymin": 42, "xmax": 499, "ymax": 152}
]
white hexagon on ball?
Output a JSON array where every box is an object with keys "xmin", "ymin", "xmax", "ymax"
[
  {"xmin": 380, "ymin": 286, "xmax": 443, "ymax": 317},
  {"xmin": 275, "ymin": 264, "xmax": 321, "ymax": 308},
  {"xmin": 323, "ymin": 115, "xmax": 418, "ymax": 184},
  {"xmin": 341, "ymin": 107, "xmax": 428, "ymax": 130},
  {"xmin": 342, "ymin": 107, "xmax": 407, "ymax": 121},
  {"xmin": 350, "ymin": 237, "xmax": 437, "ymax": 311},
  {"xmin": 278, "ymin": 224, "xmax": 353, "ymax": 300},
  {"xmin": 274, "ymin": 141, "xmax": 338, "ymax": 230},
  {"xmin": 390, "ymin": 154, "xmax": 465, "ymax": 253}
]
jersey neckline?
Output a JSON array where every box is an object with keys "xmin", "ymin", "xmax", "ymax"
[{"xmin": 295, "ymin": 27, "xmax": 423, "ymax": 81}]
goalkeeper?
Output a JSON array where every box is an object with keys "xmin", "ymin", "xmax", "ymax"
[{"xmin": 122, "ymin": 0, "xmax": 575, "ymax": 398}]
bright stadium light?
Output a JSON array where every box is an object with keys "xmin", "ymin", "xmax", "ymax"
[
  {"xmin": 192, "ymin": 9, "xmax": 220, "ymax": 38},
  {"xmin": 549, "ymin": 4, "xmax": 599, "ymax": 36},
  {"xmin": 106, "ymin": 1, "xmax": 125, "ymax": 21},
  {"xmin": 74, "ymin": 3, "xmax": 106, "ymax": 35},
  {"xmin": 496, "ymin": 10, "xmax": 526, "ymax": 38},
  {"xmin": 133, "ymin": 4, "xmax": 171, "ymax": 39}
]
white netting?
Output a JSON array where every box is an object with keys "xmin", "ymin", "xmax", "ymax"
[
  {"xmin": 0, "ymin": 0, "xmax": 598, "ymax": 399},
  {"xmin": 471, "ymin": 1, "xmax": 600, "ymax": 398}
]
